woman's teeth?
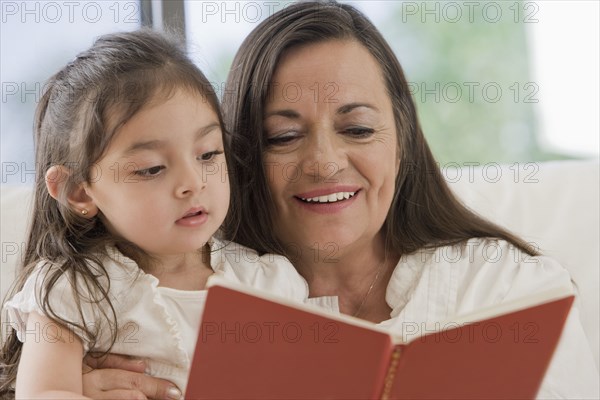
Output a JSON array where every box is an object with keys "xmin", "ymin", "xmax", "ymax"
[{"xmin": 300, "ymin": 191, "xmax": 356, "ymax": 203}]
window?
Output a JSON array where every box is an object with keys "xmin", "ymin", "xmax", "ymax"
[
  {"xmin": 2, "ymin": 1, "xmax": 597, "ymax": 185},
  {"xmin": 184, "ymin": 0, "xmax": 599, "ymax": 165},
  {"xmin": 1, "ymin": 0, "xmax": 142, "ymax": 185}
]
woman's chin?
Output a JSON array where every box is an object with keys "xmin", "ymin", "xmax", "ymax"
[{"xmin": 281, "ymin": 231, "xmax": 363, "ymax": 261}]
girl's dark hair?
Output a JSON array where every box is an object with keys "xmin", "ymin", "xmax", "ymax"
[
  {"xmin": 0, "ymin": 28, "xmax": 224, "ymax": 392},
  {"xmin": 221, "ymin": 1, "xmax": 537, "ymax": 258}
]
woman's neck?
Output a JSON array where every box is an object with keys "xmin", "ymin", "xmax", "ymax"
[{"xmin": 288, "ymin": 233, "xmax": 399, "ymax": 322}]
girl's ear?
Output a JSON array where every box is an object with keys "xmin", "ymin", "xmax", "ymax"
[{"xmin": 45, "ymin": 165, "xmax": 99, "ymax": 218}]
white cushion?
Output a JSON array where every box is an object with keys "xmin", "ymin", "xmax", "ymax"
[
  {"xmin": 1, "ymin": 185, "xmax": 33, "ymax": 304},
  {"xmin": 1, "ymin": 160, "xmax": 598, "ymax": 369},
  {"xmin": 446, "ymin": 160, "xmax": 599, "ymax": 370}
]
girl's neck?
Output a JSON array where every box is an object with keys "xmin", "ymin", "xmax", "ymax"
[{"xmin": 120, "ymin": 244, "xmax": 214, "ymax": 291}]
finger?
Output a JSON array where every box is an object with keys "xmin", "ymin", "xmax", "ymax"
[
  {"xmin": 93, "ymin": 389, "xmax": 147, "ymax": 400},
  {"xmin": 84, "ymin": 369, "xmax": 140, "ymax": 399},
  {"xmin": 84, "ymin": 352, "xmax": 147, "ymax": 373},
  {"xmin": 116, "ymin": 371, "xmax": 182, "ymax": 400},
  {"xmin": 85, "ymin": 369, "xmax": 182, "ymax": 400}
]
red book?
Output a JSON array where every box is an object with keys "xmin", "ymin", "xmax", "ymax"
[{"xmin": 186, "ymin": 277, "xmax": 573, "ymax": 399}]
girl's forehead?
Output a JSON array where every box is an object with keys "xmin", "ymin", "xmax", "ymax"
[
  {"xmin": 103, "ymin": 90, "xmax": 221, "ymax": 157},
  {"xmin": 106, "ymin": 86, "xmax": 214, "ymax": 130}
]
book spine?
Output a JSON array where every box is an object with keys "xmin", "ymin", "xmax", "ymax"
[{"xmin": 380, "ymin": 346, "xmax": 402, "ymax": 400}]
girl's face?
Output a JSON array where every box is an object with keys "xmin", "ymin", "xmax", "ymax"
[
  {"xmin": 84, "ymin": 89, "xmax": 229, "ymax": 258},
  {"xmin": 263, "ymin": 40, "xmax": 400, "ymax": 255}
]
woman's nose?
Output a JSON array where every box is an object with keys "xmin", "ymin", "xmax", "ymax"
[{"xmin": 299, "ymin": 130, "xmax": 348, "ymax": 180}]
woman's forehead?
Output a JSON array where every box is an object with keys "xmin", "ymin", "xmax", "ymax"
[{"xmin": 266, "ymin": 40, "xmax": 389, "ymax": 112}]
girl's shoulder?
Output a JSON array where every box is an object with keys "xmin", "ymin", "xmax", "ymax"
[
  {"xmin": 8, "ymin": 249, "xmax": 140, "ymax": 311},
  {"xmin": 15, "ymin": 257, "xmax": 107, "ymax": 299},
  {"xmin": 3, "ymin": 251, "xmax": 133, "ymax": 352},
  {"xmin": 209, "ymin": 238, "xmax": 308, "ymax": 301}
]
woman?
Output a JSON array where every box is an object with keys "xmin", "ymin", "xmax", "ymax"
[{"xmin": 82, "ymin": 2, "xmax": 598, "ymax": 398}]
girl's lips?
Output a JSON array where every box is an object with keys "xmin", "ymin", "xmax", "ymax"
[{"xmin": 176, "ymin": 207, "xmax": 208, "ymax": 227}]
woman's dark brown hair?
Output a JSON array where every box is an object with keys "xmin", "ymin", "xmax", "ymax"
[
  {"xmin": 221, "ymin": 1, "xmax": 537, "ymax": 258},
  {"xmin": 0, "ymin": 28, "xmax": 224, "ymax": 392}
]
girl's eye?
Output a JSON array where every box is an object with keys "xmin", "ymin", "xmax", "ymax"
[
  {"xmin": 266, "ymin": 131, "xmax": 301, "ymax": 146},
  {"xmin": 343, "ymin": 127, "xmax": 375, "ymax": 138},
  {"xmin": 199, "ymin": 150, "xmax": 224, "ymax": 161},
  {"xmin": 134, "ymin": 165, "xmax": 165, "ymax": 177}
]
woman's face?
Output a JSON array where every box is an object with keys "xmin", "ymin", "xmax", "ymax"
[{"xmin": 263, "ymin": 40, "xmax": 399, "ymax": 255}]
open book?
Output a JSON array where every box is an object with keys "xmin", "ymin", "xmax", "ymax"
[{"xmin": 185, "ymin": 276, "xmax": 574, "ymax": 399}]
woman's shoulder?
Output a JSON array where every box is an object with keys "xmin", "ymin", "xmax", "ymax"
[
  {"xmin": 390, "ymin": 238, "xmax": 573, "ymax": 314},
  {"xmin": 444, "ymin": 238, "xmax": 568, "ymax": 295},
  {"xmin": 405, "ymin": 238, "xmax": 569, "ymax": 282},
  {"xmin": 210, "ymin": 238, "xmax": 309, "ymax": 301}
]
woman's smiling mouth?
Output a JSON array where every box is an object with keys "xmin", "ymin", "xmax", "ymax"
[{"xmin": 297, "ymin": 191, "xmax": 357, "ymax": 203}]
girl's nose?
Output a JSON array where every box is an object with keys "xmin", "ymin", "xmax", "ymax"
[{"xmin": 174, "ymin": 162, "xmax": 206, "ymax": 198}]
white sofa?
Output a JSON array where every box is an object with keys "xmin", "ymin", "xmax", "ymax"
[{"xmin": 1, "ymin": 161, "xmax": 598, "ymax": 371}]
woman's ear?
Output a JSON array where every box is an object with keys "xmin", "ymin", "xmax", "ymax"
[{"xmin": 45, "ymin": 165, "xmax": 99, "ymax": 218}]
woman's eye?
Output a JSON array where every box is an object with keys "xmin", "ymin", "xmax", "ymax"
[
  {"xmin": 134, "ymin": 165, "xmax": 165, "ymax": 177},
  {"xmin": 343, "ymin": 127, "xmax": 375, "ymax": 138},
  {"xmin": 199, "ymin": 150, "xmax": 224, "ymax": 161},
  {"xmin": 266, "ymin": 132, "xmax": 301, "ymax": 146}
]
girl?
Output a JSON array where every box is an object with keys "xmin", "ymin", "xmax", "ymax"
[{"xmin": 0, "ymin": 29, "xmax": 296, "ymax": 399}]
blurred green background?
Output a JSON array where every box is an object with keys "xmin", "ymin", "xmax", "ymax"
[{"xmin": 381, "ymin": 1, "xmax": 570, "ymax": 164}]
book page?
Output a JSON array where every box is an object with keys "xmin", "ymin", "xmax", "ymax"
[{"xmin": 188, "ymin": 277, "xmax": 398, "ymax": 399}]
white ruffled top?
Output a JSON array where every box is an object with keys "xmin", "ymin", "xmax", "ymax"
[{"xmin": 4, "ymin": 238, "xmax": 304, "ymax": 393}]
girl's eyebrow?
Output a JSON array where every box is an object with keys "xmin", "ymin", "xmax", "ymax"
[
  {"xmin": 196, "ymin": 122, "xmax": 221, "ymax": 139},
  {"xmin": 122, "ymin": 139, "xmax": 163, "ymax": 155},
  {"xmin": 121, "ymin": 122, "xmax": 221, "ymax": 156}
]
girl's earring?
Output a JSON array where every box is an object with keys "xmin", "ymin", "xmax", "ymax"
[{"xmin": 81, "ymin": 209, "xmax": 89, "ymax": 215}]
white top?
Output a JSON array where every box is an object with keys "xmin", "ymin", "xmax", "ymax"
[
  {"xmin": 3, "ymin": 238, "xmax": 301, "ymax": 394},
  {"xmin": 5, "ymin": 238, "xmax": 599, "ymax": 398},
  {"xmin": 281, "ymin": 238, "xmax": 600, "ymax": 399}
]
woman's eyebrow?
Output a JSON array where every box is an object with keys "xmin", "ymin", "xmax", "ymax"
[
  {"xmin": 264, "ymin": 109, "xmax": 301, "ymax": 119},
  {"xmin": 264, "ymin": 104, "xmax": 379, "ymax": 119},
  {"xmin": 337, "ymin": 102, "xmax": 380, "ymax": 114}
]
